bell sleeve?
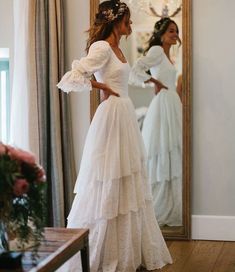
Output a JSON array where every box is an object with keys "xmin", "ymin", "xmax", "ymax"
[{"xmin": 57, "ymin": 41, "xmax": 111, "ymax": 93}]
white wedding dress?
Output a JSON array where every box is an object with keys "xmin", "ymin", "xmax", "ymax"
[
  {"xmin": 57, "ymin": 41, "xmax": 172, "ymax": 272},
  {"xmin": 129, "ymin": 46, "xmax": 182, "ymax": 227}
]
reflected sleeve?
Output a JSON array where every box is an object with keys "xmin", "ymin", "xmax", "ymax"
[
  {"xmin": 129, "ymin": 46, "xmax": 164, "ymax": 86},
  {"xmin": 57, "ymin": 41, "xmax": 111, "ymax": 93}
]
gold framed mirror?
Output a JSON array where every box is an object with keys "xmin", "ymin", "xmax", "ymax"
[{"xmin": 90, "ymin": 0, "xmax": 191, "ymax": 240}]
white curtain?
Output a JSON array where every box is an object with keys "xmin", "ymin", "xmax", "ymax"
[
  {"xmin": 10, "ymin": 0, "xmax": 40, "ymax": 160},
  {"xmin": 10, "ymin": 0, "xmax": 76, "ymax": 226}
]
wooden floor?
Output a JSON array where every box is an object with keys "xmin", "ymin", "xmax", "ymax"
[{"xmin": 149, "ymin": 240, "xmax": 235, "ymax": 272}]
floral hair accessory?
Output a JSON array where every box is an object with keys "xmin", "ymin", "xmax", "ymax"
[
  {"xmin": 154, "ymin": 18, "xmax": 171, "ymax": 34},
  {"xmin": 102, "ymin": 2, "xmax": 128, "ymax": 22}
]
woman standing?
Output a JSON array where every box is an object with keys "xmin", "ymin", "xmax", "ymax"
[
  {"xmin": 57, "ymin": 1, "xmax": 172, "ymax": 271},
  {"xmin": 129, "ymin": 18, "xmax": 182, "ymax": 227}
]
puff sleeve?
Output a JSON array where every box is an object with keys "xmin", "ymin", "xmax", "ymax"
[
  {"xmin": 57, "ymin": 41, "xmax": 111, "ymax": 93},
  {"xmin": 129, "ymin": 46, "xmax": 164, "ymax": 86}
]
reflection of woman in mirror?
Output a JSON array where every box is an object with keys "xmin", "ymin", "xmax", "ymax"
[
  {"xmin": 57, "ymin": 1, "xmax": 172, "ymax": 271},
  {"xmin": 129, "ymin": 18, "xmax": 182, "ymax": 227}
]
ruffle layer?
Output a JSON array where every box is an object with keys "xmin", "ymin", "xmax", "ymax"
[
  {"xmin": 142, "ymin": 90, "xmax": 182, "ymax": 183},
  {"xmin": 56, "ymin": 95, "xmax": 173, "ymax": 272},
  {"xmin": 147, "ymin": 146, "xmax": 182, "ymax": 184},
  {"xmin": 57, "ymin": 69, "xmax": 92, "ymax": 93},
  {"xmin": 62, "ymin": 201, "xmax": 172, "ymax": 272},
  {"xmin": 68, "ymin": 167, "xmax": 153, "ymax": 225},
  {"xmin": 68, "ymin": 95, "xmax": 153, "ymax": 222},
  {"xmin": 152, "ymin": 177, "xmax": 182, "ymax": 226},
  {"xmin": 74, "ymin": 96, "xmax": 147, "ymax": 186},
  {"xmin": 142, "ymin": 90, "xmax": 182, "ymax": 152}
]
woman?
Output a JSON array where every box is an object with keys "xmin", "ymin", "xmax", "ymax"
[
  {"xmin": 57, "ymin": 1, "xmax": 172, "ymax": 271},
  {"xmin": 129, "ymin": 18, "xmax": 182, "ymax": 227}
]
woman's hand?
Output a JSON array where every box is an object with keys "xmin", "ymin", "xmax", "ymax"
[
  {"xmin": 145, "ymin": 77, "xmax": 168, "ymax": 94},
  {"xmin": 154, "ymin": 81, "xmax": 168, "ymax": 94},
  {"xmin": 101, "ymin": 85, "xmax": 120, "ymax": 101},
  {"xmin": 91, "ymin": 80, "xmax": 120, "ymax": 101}
]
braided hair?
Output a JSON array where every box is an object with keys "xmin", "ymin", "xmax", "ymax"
[{"xmin": 86, "ymin": 0, "xmax": 130, "ymax": 52}]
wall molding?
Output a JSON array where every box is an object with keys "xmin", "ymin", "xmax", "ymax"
[{"xmin": 192, "ymin": 215, "xmax": 235, "ymax": 241}]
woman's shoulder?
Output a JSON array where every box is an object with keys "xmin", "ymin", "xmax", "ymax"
[
  {"xmin": 148, "ymin": 45, "xmax": 164, "ymax": 54},
  {"xmin": 89, "ymin": 40, "xmax": 111, "ymax": 52},
  {"xmin": 145, "ymin": 45, "xmax": 164, "ymax": 62},
  {"xmin": 86, "ymin": 40, "xmax": 112, "ymax": 64}
]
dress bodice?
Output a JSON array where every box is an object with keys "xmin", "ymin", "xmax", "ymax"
[
  {"xmin": 150, "ymin": 55, "xmax": 177, "ymax": 91},
  {"xmin": 129, "ymin": 45, "xmax": 177, "ymax": 92},
  {"xmin": 57, "ymin": 40, "xmax": 130, "ymax": 97},
  {"xmin": 94, "ymin": 46, "xmax": 130, "ymax": 98}
]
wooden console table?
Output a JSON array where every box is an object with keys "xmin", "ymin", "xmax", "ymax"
[{"xmin": 1, "ymin": 228, "xmax": 90, "ymax": 272}]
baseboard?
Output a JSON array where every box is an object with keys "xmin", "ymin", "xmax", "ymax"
[{"xmin": 191, "ymin": 215, "xmax": 235, "ymax": 241}]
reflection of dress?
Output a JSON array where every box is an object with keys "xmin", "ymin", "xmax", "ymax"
[
  {"xmin": 129, "ymin": 46, "xmax": 182, "ymax": 227},
  {"xmin": 57, "ymin": 41, "xmax": 172, "ymax": 272}
]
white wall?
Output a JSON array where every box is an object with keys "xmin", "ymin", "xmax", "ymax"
[
  {"xmin": 192, "ymin": 0, "xmax": 235, "ymax": 216},
  {"xmin": 0, "ymin": 0, "xmax": 14, "ymax": 48},
  {"xmin": 191, "ymin": 0, "xmax": 235, "ymax": 239}
]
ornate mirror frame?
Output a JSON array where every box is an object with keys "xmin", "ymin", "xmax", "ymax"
[{"xmin": 90, "ymin": 0, "xmax": 191, "ymax": 240}]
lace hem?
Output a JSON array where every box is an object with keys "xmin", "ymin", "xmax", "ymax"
[
  {"xmin": 62, "ymin": 201, "xmax": 172, "ymax": 272},
  {"xmin": 57, "ymin": 70, "xmax": 92, "ymax": 93},
  {"xmin": 69, "ymin": 169, "xmax": 153, "ymax": 223}
]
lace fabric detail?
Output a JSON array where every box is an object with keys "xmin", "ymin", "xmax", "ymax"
[
  {"xmin": 57, "ymin": 202, "xmax": 172, "ymax": 272},
  {"xmin": 57, "ymin": 41, "xmax": 111, "ymax": 93},
  {"xmin": 57, "ymin": 69, "xmax": 92, "ymax": 93}
]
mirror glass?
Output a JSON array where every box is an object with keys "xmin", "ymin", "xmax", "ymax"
[
  {"xmin": 92, "ymin": 0, "xmax": 191, "ymax": 239},
  {"xmin": 121, "ymin": 0, "xmax": 183, "ymax": 232}
]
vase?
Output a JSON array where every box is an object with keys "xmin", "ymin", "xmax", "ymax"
[{"xmin": 0, "ymin": 221, "xmax": 22, "ymax": 269}]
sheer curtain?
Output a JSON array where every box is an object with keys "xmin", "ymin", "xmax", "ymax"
[
  {"xmin": 10, "ymin": 0, "xmax": 40, "ymax": 159},
  {"xmin": 10, "ymin": 0, "xmax": 76, "ymax": 227}
]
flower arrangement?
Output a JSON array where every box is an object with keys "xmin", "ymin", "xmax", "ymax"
[{"xmin": 0, "ymin": 142, "xmax": 46, "ymax": 252}]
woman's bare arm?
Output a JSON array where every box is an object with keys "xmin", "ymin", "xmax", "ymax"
[
  {"xmin": 90, "ymin": 80, "xmax": 120, "ymax": 100},
  {"xmin": 145, "ymin": 77, "xmax": 168, "ymax": 94}
]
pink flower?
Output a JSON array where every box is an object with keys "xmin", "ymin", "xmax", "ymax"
[
  {"xmin": 13, "ymin": 179, "xmax": 29, "ymax": 196},
  {"xmin": 7, "ymin": 146, "xmax": 36, "ymax": 165},
  {"xmin": 0, "ymin": 142, "xmax": 6, "ymax": 155}
]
